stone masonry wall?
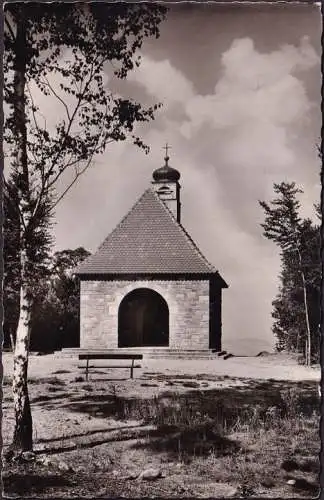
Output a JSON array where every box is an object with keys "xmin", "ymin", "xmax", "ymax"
[{"xmin": 80, "ymin": 279, "xmax": 210, "ymax": 350}]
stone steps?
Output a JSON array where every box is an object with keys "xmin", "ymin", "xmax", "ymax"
[{"xmin": 61, "ymin": 347, "xmax": 233, "ymax": 360}]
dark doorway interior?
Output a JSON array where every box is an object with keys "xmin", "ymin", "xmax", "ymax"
[{"xmin": 118, "ymin": 288, "xmax": 169, "ymax": 347}]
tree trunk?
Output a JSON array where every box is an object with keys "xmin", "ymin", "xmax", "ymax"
[
  {"xmin": 9, "ymin": 12, "xmax": 34, "ymax": 455},
  {"xmin": 11, "ymin": 250, "xmax": 33, "ymax": 452},
  {"xmin": 9, "ymin": 330, "xmax": 16, "ymax": 352},
  {"xmin": 297, "ymin": 247, "xmax": 312, "ymax": 366}
]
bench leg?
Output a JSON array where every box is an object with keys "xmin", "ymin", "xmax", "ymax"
[
  {"xmin": 86, "ymin": 359, "xmax": 89, "ymax": 381},
  {"xmin": 130, "ymin": 359, "xmax": 134, "ymax": 379}
]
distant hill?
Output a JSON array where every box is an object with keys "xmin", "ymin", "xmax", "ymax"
[{"xmin": 223, "ymin": 337, "xmax": 275, "ymax": 357}]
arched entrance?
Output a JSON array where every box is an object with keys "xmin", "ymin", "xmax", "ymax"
[{"xmin": 118, "ymin": 288, "xmax": 169, "ymax": 348}]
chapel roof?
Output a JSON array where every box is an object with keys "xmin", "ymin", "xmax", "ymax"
[{"xmin": 75, "ymin": 188, "xmax": 227, "ymax": 284}]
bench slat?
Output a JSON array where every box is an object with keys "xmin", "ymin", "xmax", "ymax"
[
  {"xmin": 78, "ymin": 365, "xmax": 141, "ymax": 369},
  {"xmin": 79, "ymin": 354, "xmax": 143, "ymax": 360}
]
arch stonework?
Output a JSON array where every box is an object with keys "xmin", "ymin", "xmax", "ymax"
[
  {"xmin": 80, "ymin": 279, "xmax": 211, "ymax": 350},
  {"xmin": 108, "ymin": 280, "xmax": 178, "ymax": 348},
  {"xmin": 118, "ymin": 288, "xmax": 169, "ymax": 347}
]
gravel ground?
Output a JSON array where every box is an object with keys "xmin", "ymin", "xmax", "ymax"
[
  {"xmin": 2, "ymin": 351, "xmax": 320, "ymax": 498},
  {"xmin": 2, "ymin": 351, "xmax": 320, "ymax": 382}
]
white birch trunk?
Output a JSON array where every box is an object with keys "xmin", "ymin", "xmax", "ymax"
[
  {"xmin": 9, "ymin": 13, "xmax": 34, "ymax": 455},
  {"xmin": 9, "ymin": 330, "xmax": 15, "ymax": 352},
  {"xmin": 11, "ymin": 245, "xmax": 33, "ymax": 452},
  {"xmin": 296, "ymin": 246, "xmax": 312, "ymax": 366}
]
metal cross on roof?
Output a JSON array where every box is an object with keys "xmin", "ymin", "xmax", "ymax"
[{"xmin": 163, "ymin": 143, "xmax": 171, "ymax": 158}]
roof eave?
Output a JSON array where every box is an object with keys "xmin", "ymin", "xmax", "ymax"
[{"xmin": 75, "ymin": 270, "xmax": 228, "ymax": 284}]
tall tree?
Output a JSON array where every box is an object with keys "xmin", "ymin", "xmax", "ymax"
[
  {"xmin": 30, "ymin": 247, "xmax": 91, "ymax": 351},
  {"xmin": 271, "ymin": 219, "xmax": 320, "ymax": 359},
  {"xmin": 3, "ymin": 180, "xmax": 53, "ymax": 351},
  {"xmin": 4, "ymin": 3, "xmax": 167, "ymax": 456},
  {"xmin": 259, "ymin": 182, "xmax": 320, "ymax": 365}
]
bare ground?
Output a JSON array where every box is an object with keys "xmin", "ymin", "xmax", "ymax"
[{"xmin": 2, "ymin": 352, "xmax": 320, "ymax": 498}]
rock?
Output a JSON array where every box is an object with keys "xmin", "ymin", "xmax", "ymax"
[
  {"xmin": 125, "ymin": 471, "xmax": 139, "ymax": 480},
  {"xmin": 58, "ymin": 460, "xmax": 73, "ymax": 472},
  {"xmin": 21, "ymin": 451, "xmax": 36, "ymax": 462},
  {"xmin": 261, "ymin": 477, "xmax": 275, "ymax": 488},
  {"xmin": 138, "ymin": 468, "xmax": 162, "ymax": 481},
  {"xmin": 287, "ymin": 479, "xmax": 296, "ymax": 486},
  {"xmin": 37, "ymin": 456, "xmax": 52, "ymax": 467},
  {"xmin": 256, "ymin": 351, "xmax": 271, "ymax": 357},
  {"xmin": 234, "ymin": 483, "xmax": 255, "ymax": 497},
  {"xmin": 36, "ymin": 444, "xmax": 46, "ymax": 452}
]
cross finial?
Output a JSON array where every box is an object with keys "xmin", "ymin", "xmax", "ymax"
[{"xmin": 163, "ymin": 143, "xmax": 171, "ymax": 164}]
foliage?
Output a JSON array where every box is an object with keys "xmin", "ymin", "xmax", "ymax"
[
  {"xmin": 4, "ymin": 4, "xmax": 166, "ymax": 212},
  {"xmin": 259, "ymin": 183, "xmax": 320, "ymax": 363},
  {"xmin": 3, "ymin": 180, "xmax": 53, "ymax": 350},
  {"xmin": 30, "ymin": 248, "xmax": 91, "ymax": 351}
]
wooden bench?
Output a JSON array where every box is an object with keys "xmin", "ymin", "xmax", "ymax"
[{"xmin": 78, "ymin": 353, "xmax": 143, "ymax": 381}]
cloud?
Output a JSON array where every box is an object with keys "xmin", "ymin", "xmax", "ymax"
[
  {"xmin": 128, "ymin": 36, "xmax": 318, "ymax": 180},
  {"xmin": 128, "ymin": 54, "xmax": 195, "ymax": 107},
  {"xmin": 52, "ymin": 34, "xmax": 319, "ymax": 355},
  {"xmin": 180, "ymin": 37, "xmax": 318, "ymax": 173}
]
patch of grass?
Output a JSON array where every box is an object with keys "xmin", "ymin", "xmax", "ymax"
[
  {"xmin": 31, "ymin": 394, "xmax": 58, "ymax": 404},
  {"xmin": 82, "ymin": 384, "xmax": 94, "ymax": 391},
  {"xmin": 135, "ymin": 420, "xmax": 239, "ymax": 459},
  {"xmin": 3, "ymin": 464, "xmax": 73, "ymax": 497},
  {"xmin": 2, "ymin": 375, "xmax": 320, "ymax": 498},
  {"xmin": 74, "ymin": 376, "xmax": 85, "ymax": 383},
  {"xmin": 181, "ymin": 381, "xmax": 200, "ymax": 388},
  {"xmin": 3, "ymin": 376, "xmax": 12, "ymax": 386},
  {"xmin": 47, "ymin": 386, "xmax": 64, "ymax": 393},
  {"xmin": 29, "ymin": 377, "xmax": 66, "ymax": 386}
]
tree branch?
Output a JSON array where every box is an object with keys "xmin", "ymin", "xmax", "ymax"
[
  {"xmin": 5, "ymin": 17, "xmax": 16, "ymax": 42},
  {"xmin": 41, "ymin": 59, "xmax": 99, "ymax": 192},
  {"xmin": 3, "ymin": 175, "xmax": 27, "ymax": 232},
  {"xmin": 41, "ymin": 76, "xmax": 71, "ymax": 122},
  {"xmin": 51, "ymin": 138, "xmax": 114, "ymax": 211}
]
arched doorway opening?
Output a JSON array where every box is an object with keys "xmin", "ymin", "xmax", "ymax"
[{"xmin": 118, "ymin": 288, "xmax": 169, "ymax": 348}]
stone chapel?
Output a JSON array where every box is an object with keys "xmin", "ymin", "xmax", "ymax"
[{"xmin": 75, "ymin": 151, "xmax": 228, "ymax": 355}]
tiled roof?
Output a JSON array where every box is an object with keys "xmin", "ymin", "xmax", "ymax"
[{"xmin": 75, "ymin": 188, "xmax": 227, "ymax": 282}]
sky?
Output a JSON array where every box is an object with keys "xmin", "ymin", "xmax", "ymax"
[{"xmin": 48, "ymin": 4, "xmax": 321, "ymax": 355}]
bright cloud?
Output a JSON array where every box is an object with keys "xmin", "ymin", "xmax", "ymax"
[
  {"xmin": 52, "ymin": 30, "xmax": 320, "ymax": 355},
  {"xmin": 128, "ymin": 54, "xmax": 195, "ymax": 107},
  {"xmin": 180, "ymin": 37, "xmax": 318, "ymax": 173}
]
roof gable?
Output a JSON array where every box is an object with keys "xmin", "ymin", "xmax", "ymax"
[{"xmin": 75, "ymin": 188, "xmax": 226, "ymax": 280}]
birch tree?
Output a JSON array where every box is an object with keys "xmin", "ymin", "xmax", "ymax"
[
  {"xmin": 3, "ymin": 179, "xmax": 53, "ymax": 352},
  {"xmin": 4, "ymin": 3, "xmax": 166, "ymax": 457}
]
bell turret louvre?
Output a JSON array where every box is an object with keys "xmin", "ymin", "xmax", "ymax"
[{"xmin": 151, "ymin": 144, "xmax": 181, "ymax": 223}]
